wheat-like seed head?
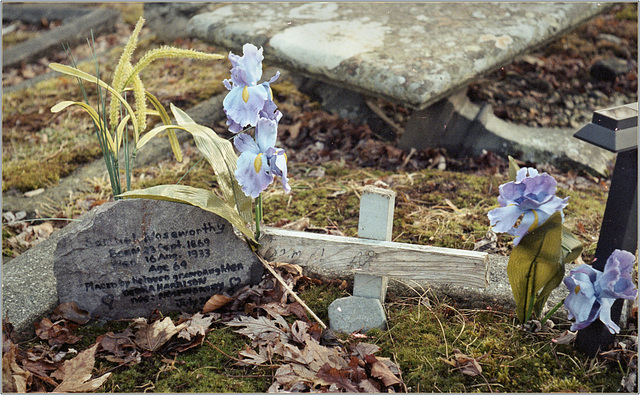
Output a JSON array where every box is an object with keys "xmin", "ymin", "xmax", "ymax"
[{"xmin": 109, "ymin": 17, "xmax": 145, "ymax": 129}]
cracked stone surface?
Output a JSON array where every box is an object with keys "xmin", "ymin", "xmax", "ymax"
[{"xmin": 187, "ymin": 2, "xmax": 610, "ymax": 109}]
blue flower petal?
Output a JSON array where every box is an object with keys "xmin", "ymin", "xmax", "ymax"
[
  {"xmin": 488, "ymin": 204, "xmax": 522, "ymax": 234},
  {"xmin": 234, "ymin": 133, "xmax": 259, "ymax": 154},
  {"xmin": 228, "ymin": 43, "xmax": 263, "ymax": 86},
  {"xmin": 255, "ymin": 117, "xmax": 277, "ymax": 152},
  {"xmin": 223, "ymin": 85, "xmax": 269, "ymax": 129},
  {"xmin": 267, "ymin": 148, "xmax": 290, "ymax": 194},
  {"xmin": 598, "ymin": 297, "xmax": 620, "ymax": 334},
  {"xmin": 235, "ymin": 150, "xmax": 272, "ymax": 199}
]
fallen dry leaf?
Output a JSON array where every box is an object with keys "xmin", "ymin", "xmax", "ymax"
[
  {"xmin": 2, "ymin": 343, "xmax": 31, "ymax": 393},
  {"xmin": 316, "ymin": 363, "xmax": 360, "ymax": 393},
  {"xmin": 134, "ymin": 317, "xmax": 187, "ymax": 352},
  {"xmin": 258, "ymin": 301, "xmax": 291, "ymax": 319},
  {"xmin": 286, "ymin": 302, "xmax": 309, "ymax": 322},
  {"xmin": 51, "ymin": 302, "xmax": 90, "ymax": 325},
  {"xmin": 551, "ymin": 330, "xmax": 577, "ymax": 345},
  {"xmin": 52, "ymin": 344, "xmax": 111, "ymax": 393},
  {"xmin": 365, "ymin": 354, "xmax": 402, "ymax": 387},
  {"xmin": 178, "ymin": 313, "xmax": 214, "ymax": 341},
  {"xmin": 21, "ymin": 359, "xmax": 60, "ymax": 387},
  {"xmin": 7, "ymin": 221, "xmax": 54, "ymax": 251},
  {"xmin": 305, "ymin": 338, "xmax": 348, "ymax": 372},
  {"xmin": 281, "ymin": 217, "xmax": 310, "ymax": 231},
  {"xmin": 291, "ymin": 320, "xmax": 312, "ymax": 345},
  {"xmin": 450, "ymin": 348, "xmax": 483, "ymax": 377},
  {"xmin": 353, "ymin": 342, "xmax": 380, "ymax": 359},
  {"xmin": 226, "ymin": 314, "xmax": 290, "ymax": 347},
  {"xmin": 269, "ymin": 363, "xmax": 318, "ymax": 392},
  {"xmin": 33, "ymin": 318, "xmax": 82, "ymax": 347},
  {"xmin": 202, "ymin": 294, "xmax": 234, "ymax": 313},
  {"xmin": 96, "ymin": 330, "xmax": 140, "ymax": 365},
  {"xmin": 237, "ymin": 344, "xmax": 269, "ymax": 366}
]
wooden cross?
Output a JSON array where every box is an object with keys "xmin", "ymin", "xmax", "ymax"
[{"xmin": 259, "ymin": 185, "xmax": 489, "ymax": 332}]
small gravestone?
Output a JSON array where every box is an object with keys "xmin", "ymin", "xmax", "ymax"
[{"xmin": 54, "ymin": 199, "xmax": 263, "ymax": 320}]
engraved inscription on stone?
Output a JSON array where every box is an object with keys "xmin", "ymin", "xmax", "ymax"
[{"xmin": 54, "ymin": 199, "xmax": 263, "ymax": 320}]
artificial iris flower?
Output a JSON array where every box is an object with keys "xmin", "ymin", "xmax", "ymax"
[
  {"xmin": 223, "ymin": 43, "xmax": 280, "ymax": 133},
  {"xmin": 487, "ymin": 167, "xmax": 569, "ymax": 245},
  {"xmin": 266, "ymin": 146, "xmax": 290, "ymax": 194},
  {"xmin": 234, "ymin": 117, "xmax": 289, "ymax": 198},
  {"xmin": 563, "ymin": 249, "xmax": 637, "ymax": 333}
]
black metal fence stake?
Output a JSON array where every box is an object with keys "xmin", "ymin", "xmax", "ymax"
[{"xmin": 573, "ymin": 103, "xmax": 638, "ymax": 357}]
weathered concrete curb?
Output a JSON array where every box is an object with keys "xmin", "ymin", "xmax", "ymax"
[
  {"xmin": 3, "ymin": 6, "xmax": 120, "ymax": 68},
  {"xmin": 2, "ymin": 3, "xmax": 96, "ymax": 25},
  {"xmin": 2, "ymin": 214, "xmax": 86, "ymax": 340},
  {"xmin": 398, "ymin": 90, "xmax": 616, "ymax": 177}
]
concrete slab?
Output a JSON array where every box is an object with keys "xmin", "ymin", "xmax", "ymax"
[{"xmin": 187, "ymin": 2, "xmax": 610, "ymax": 110}]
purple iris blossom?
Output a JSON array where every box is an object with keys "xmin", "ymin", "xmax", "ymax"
[
  {"xmin": 563, "ymin": 249, "xmax": 637, "ymax": 333},
  {"xmin": 234, "ymin": 117, "xmax": 289, "ymax": 198},
  {"xmin": 223, "ymin": 43, "xmax": 280, "ymax": 133},
  {"xmin": 487, "ymin": 167, "xmax": 569, "ymax": 246}
]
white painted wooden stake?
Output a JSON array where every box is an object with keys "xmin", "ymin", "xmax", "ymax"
[{"xmin": 354, "ymin": 186, "xmax": 395, "ymax": 302}]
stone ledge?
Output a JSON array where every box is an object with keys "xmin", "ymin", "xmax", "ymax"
[{"xmin": 186, "ymin": 2, "xmax": 611, "ymax": 110}]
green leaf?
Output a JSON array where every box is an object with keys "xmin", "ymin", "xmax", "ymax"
[
  {"xmin": 118, "ymin": 185, "xmax": 255, "ymax": 243},
  {"xmin": 49, "ymin": 63, "xmax": 139, "ymax": 143},
  {"xmin": 144, "ymin": 91, "xmax": 183, "ymax": 162},
  {"xmin": 137, "ymin": 124, "xmax": 188, "ymax": 151},
  {"xmin": 532, "ymin": 263, "xmax": 565, "ymax": 318},
  {"xmin": 561, "ymin": 226, "xmax": 583, "ymax": 263},
  {"xmin": 508, "ymin": 156, "xmax": 520, "ymax": 182},
  {"xmin": 169, "ymin": 104, "xmax": 253, "ymax": 224},
  {"xmin": 507, "ymin": 211, "xmax": 563, "ymax": 323},
  {"xmin": 51, "ymin": 101, "xmax": 114, "ymax": 153}
]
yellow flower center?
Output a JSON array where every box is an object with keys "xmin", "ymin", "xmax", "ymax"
[
  {"xmin": 574, "ymin": 285, "xmax": 581, "ymax": 294},
  {"xmin": 254, "ymin": 153, "xmax": 263, "ymax": 173},
  {"xmin": 242, "ymin": 86, "xmax": 250, "ymax": 103}
]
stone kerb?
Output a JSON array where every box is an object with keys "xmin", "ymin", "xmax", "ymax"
[
  {"xmin": 2, "ymin": 5, "xmax": 120, "ymax": 69},
  {"xmin": 53, "ymin": 199, "xmax": 263, "ymax": 321}
]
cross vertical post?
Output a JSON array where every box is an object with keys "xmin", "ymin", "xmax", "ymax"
[
  {"xmin": 573, "ymin": 103, "xmax": 638, "ymax": 356},
  {"xmin": 327, "ymin": 186, "xmax": 396, "ymax": 333},
  {"xmin": 353, "ymin": 186, "xmax": 395, "ymax": 302}
]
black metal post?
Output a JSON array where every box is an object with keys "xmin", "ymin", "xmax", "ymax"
[
  {"xmin": 572, "ymin": 103, "xmax": 638, "ymax": 357},
  {"xmin": 574, "ymin": 148, "xmax": 637, "ymax": 356}
]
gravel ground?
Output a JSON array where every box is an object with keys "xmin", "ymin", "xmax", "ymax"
[{"xmin": 467, "ymin": 3, "xmax": 637, "ymax": 129}]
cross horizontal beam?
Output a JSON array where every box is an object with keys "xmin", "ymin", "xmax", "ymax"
[{"xmin": 258, "ymin": 228, "xmax": 489, "ymax": 289}]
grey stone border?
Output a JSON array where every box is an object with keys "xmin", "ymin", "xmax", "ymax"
[{"xmin": 3, "ymin": 6, "xmax": 120, "ymax": 69}]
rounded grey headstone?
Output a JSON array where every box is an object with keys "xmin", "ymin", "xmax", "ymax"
[
  {"xmin": 54, "ymin": 199, "xmax": 263, "ymax": 320},
  {"xmin": 328, "ymin": 296, "xmax": 387, "ymax": 333}
]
